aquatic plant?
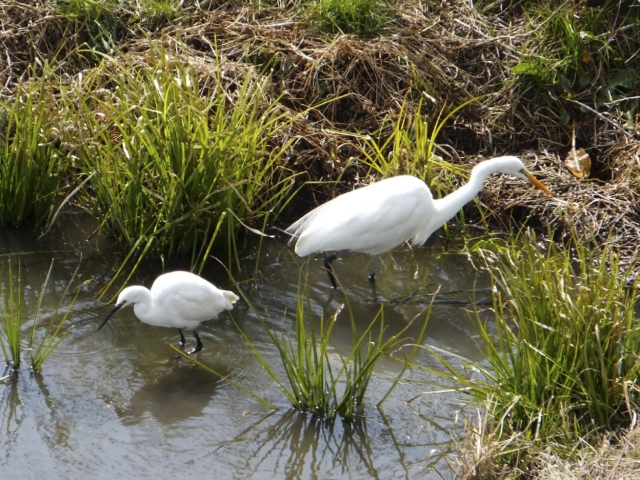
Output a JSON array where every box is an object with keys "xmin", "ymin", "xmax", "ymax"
[
  {"xmin": 0, "ymin": 260, "xmax": 79, "ymax": 376},
  {"xmin": 235, "ymin": 277, "xmax": 431, "ymax": 420},
  {"xmin": 0, "ymin": 263, "xmax": 22, "ymax": 371},
  {"xmin": 424, "ymin": 232, "xmax": 640, "ymax": 463},
  {"xmin": 29, "ymin": 260, "xmax": 81, "ymax": 373},
  {"xmin": 64, "ymin": 49, "xmax": 298, "ymax": 290}
]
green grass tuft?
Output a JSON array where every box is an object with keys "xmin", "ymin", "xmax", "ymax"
[
  {"xmin": 0, "ymin": 73, "xmax": 66, "ymax": 228},
  {"xmin": 62, "ymin": 48, "xmax": 298, "ymax": 290},
  {"xmin": 0, "ymin": 263, "xmax": 22, "ymax": 371},
  {"xmin": 425, "ymin": 232, "xmax": 640, "ymax": 465},
  {"xmin": 309, "ymin": 0, "xmax": 389, "ymax": 35},
  {"xmin": 234, "ymin": 276, "xmax": 431, "ymax": 420},
  {"xmin": 0, "ymin": 260, "xmax": 78, "ymax": 376}
]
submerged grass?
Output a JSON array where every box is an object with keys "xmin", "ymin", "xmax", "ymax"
[
  {"xmin": 422, "ymin": 232, "xmax": 640, "ymax": 468},
  {"xmin": 233, "ymin": 277, "xmax": 431, "ymax": 420},
  {"xmin": 0, "ymin": 260, "xmax": 79, "ymax": 377},
  {"xmin": 0, "ymin": 263, "xmax": 22, "ymax": 370},
  {"xmin": 29, "ymin": 260, "xmax": 81, "ymax": 373}
]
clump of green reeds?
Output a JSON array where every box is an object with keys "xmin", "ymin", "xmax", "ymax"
[
  {"xmin": 429, "ymin": 232, "xmax": 640, "ymax": 456},
  {"xmin": 0, "ymin": 263, "xmax": 22, "ymax": 371},
  {"xmin": 308, "ymin": 0, "xmax": 389, "ymax": 35},
  {"xmin": 0, "ymin": 260, "xmax": 79, "ymax": 377},
  {"xmin": 357, "ymin": 97, "xmax": 478, "ymax": 198},
  {"xmin": 235, "ymin": 279, "xmax": 430, "ymax": 420},
  {"xmin": 63, "ymin": 49, "xmax": 297, "ymax": 288},
  {"xmin": 0, "ymin": 71, "xmax": 66, "ymax": 228}
]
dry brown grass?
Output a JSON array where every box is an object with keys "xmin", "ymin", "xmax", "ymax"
[
  {"xmin": 1, "ymin": 0, "xmax": 620, "ymax": 146},
  {"xmin": 1, "ymin": 0, "xmax": 639, "ymax": 252},
  {"xmin": 451, "ymin": 407, "xmax": 640, "ymax": 480},
  {"xmin": 478, "ymin": 140, "xmax": 640, "ymax": 277}
]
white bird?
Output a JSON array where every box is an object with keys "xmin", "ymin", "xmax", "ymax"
[
  {"xmin": 286, "ymin": 156, "xmax": 552, "ymax": 288},
  {"xmin": 98, "ymin": 271, "xmax": 239, "ymax": 354}
]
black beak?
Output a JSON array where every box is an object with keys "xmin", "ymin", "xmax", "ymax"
[{"xmin": 98, "ymin": 302, "xmax": 125, "ymax": 330}]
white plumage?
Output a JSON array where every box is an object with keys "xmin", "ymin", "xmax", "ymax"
[
  {"xmin": 286, "ymin": 156, "xmax": 552, "ymax": 288},
  {"xmin": 98, "ymin": 271, "xmax": 239, "ymax": 354}
]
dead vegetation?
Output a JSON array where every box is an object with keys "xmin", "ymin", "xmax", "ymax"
[
  {"xmin": 1, "ymin": 0, "xmax": 638, "ymax": 255},
  {"xmin": 0, "ymin": 0, "xmax": 640, "ymax": 259},
  {"xmin": 451, "ymin": 407, "xmax": 640, "ymax": 480},
  {"xmin": 1, "ymin": 0, "xmax": 639, "ymax": 246}
]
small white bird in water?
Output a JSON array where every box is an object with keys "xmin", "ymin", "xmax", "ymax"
[
  {"xmin": 286, "ymin": 156, "xmax": 552, "ymax": 288},
  {"xmin": 98, "ymin": 271, "xmax": 239, "ymax": 354}
]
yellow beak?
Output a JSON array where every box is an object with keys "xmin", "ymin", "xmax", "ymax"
[{"xmin": 524, "ymin": 170, "xmax": 553, "ymax": 196}]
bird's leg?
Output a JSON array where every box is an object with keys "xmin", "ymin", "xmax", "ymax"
[
  {"xmin": 178, "ymin": 329, "xmax": 186, "ymax": 348},
  {"xmin": 368, "ymin": 255, "xmax": 378, "ymax": 283},
  {"xmin": 186, "ymin": 329, "xmax": 203, "ymax": 355},
  {"xmin": 369, "ymin": 279, "xmax": 378, "ymax": 303},
  {"xmin": 324, "ymin": 250, "xmax": 348, "ymax": 289}
]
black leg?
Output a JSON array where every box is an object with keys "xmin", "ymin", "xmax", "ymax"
[
  {"xmin": 324, "ymin": 254, "xmax": 339, "ymax": 289},
  {"xmin": 323, "ymin": 250, "xmax": 348, "ymax": 289},
  {"xmin": 178, "ymin": 329, "xmax": 186, "ymax": 348},
  {"xmin": 368, "ymin": 255, "xmax": 378, "ymax": 283},
  {"xmin": 369, "ymin": 279, "xmax": 378, "ymax": 303},
  {"xmin": 187, "ymin": 329, "xmax": 203, "ymax": 355}
]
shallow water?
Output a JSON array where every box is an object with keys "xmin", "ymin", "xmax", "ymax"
[{"xmin": 0, "ymin": 213, "xmax": 492, "ymax": 479}]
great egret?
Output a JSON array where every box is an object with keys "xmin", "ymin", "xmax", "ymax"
[
  {"xmin": 286, "ymin": 156, "xmax": 552, "ymax": 288},
  {"xmin": 98, "ymin": 271, "xmax": 239, "ymax": 354}
]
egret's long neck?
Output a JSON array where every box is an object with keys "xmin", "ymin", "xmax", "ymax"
[
  {"xmin": 130, "ymin": 288, "xmax": 154, "ymax": 324},
  {"xmin": 433, "ymin": 162, "xmax": 495, "ymax": 224}
]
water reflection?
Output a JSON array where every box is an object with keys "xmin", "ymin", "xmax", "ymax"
[
  {"xmin": 225, "ymin": 410, "xmax": 391, "ymax": 479},
  {"xmin": 114, "ymin": 363, "xmax": 228, "ymax": 425},
  {"xmin": 205, "ymin": 403, "xmax": 457, "ymax": 479},
  {"xmin": 0, "ymin": 373, "xmax": 72, "ymax": 475},
  {"xmin": 0, "ymin": 214, "xmax": 493, "ymax": 479}
]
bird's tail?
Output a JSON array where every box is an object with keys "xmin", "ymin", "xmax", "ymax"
[
  {"xmin": 223, "ymin": 290, "xmax": 240, "ymax": 310},
  {"xmin": 284, "ymin": 208, "xmax": 320, "ymax": 245}
]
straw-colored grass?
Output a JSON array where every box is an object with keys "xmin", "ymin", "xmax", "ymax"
[
  {"xmin": 0, "ymin": 0, "xmax": 638, "ymax": 265},
  {"xmin": 451, "ymin": 404, "xmax": 640, "ymax": 479}
]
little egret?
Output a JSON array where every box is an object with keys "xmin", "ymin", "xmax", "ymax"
[
  {"xmin": 286, "ymin": 156, "xmax": 552, "ymax": 288},
  {"xmin": 98, "ymin": 271, "xmax": 239, "ymax": 354}
]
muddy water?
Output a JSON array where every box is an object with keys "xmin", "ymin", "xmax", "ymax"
[{"xmin": 0, "ymin": 213, "xmax": 492, "ymax": 479}]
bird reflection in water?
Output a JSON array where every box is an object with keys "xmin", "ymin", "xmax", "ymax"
[{"xmin": 114, "ymin": 363, "xmax": 229, "ymax": 425}]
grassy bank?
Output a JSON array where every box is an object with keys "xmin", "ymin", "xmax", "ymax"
[
  {"xmin": 1, "ymin": 0, "xmax": 640, "ymax": 473},
  {"xmin": 0, "ymin": 0, "xmax": 637, "ymax": 269}
]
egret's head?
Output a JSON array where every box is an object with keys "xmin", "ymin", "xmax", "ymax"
[
  {"xmin": 97, "ymin": 286, "xmax": 146, "ymax": 330},
  {"xmin": 491, "ymin": 156, "xmax": 552, "ymax": 196}
]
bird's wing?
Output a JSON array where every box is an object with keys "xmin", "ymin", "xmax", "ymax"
[
  {"xmin": 161, "ymin": 285, "xmax": 226, "ymax": 323},
  {"xmin": 289, "ymin": 176, "xmax": 434, "ymax": 256},
  {"xmin": 152, "ymin": 273, "xmax": 229, "ymax": 323}
]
